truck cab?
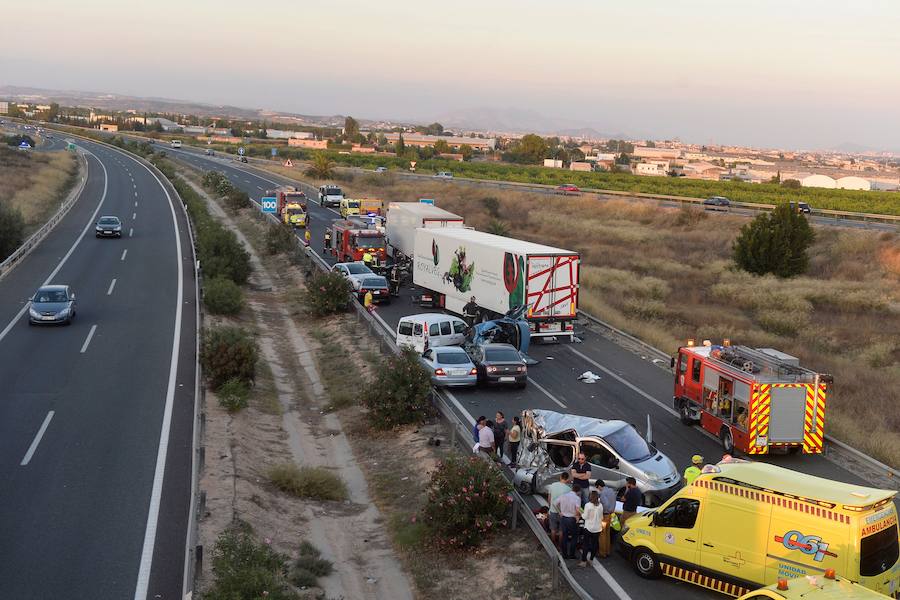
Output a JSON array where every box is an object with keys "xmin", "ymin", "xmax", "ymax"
[{"xmin": 319, "ymin": 184, "xmax": 344, "ymax": 208}]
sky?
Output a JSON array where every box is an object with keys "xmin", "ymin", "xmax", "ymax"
[{"xmin": 3, "ymin": 0, "xmax": 900, "ymax": 150}]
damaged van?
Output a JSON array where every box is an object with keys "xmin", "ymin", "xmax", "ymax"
[{"xmin": 513, "ymin": 409, "xmax": 682, "ymax": 507}]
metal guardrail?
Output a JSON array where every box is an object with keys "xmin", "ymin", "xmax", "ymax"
[{"xmin": 0, "ymin": 150, "xmax": 88, "ymax": 280}]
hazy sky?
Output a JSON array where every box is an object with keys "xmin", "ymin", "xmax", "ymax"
[{"xmin": 3, "ymin": 0, "xmax": 900, "ymax": 149}]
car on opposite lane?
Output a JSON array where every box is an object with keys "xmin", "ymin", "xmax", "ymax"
[
  {"xmin": 28, "ymin": 285, "xmax": 77, "ymax": 325},
  {"xmin": 434, "ymin": 171, "xmax": 453, "ymax": 179},
  {"xmin": 375, "ymin": 166, "xmax": 387, "ymax": 174},
  {"xmin": 556, "ymin": 183, "xmax": 581, "ymax": 194},
  {"xmin": 420, "ymin": 346, "xmax": 477, "ymax": 387},
  {"xmin": 95, "ymin": 215, "xmax": 122, "ymax": 238},
  {"xmin": 466, "ymin": 342, "xmax": 527, "ymax": 388},
  {"xmin": 703, "ymin": 195, "xmax": 731, "ymax": 210}
]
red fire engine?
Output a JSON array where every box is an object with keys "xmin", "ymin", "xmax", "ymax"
[
  {"xmin": 330, "ymin": 219, "xmax": 387, "ymax": 263},
  {"xmin": 673, "ymin": 341, "xmax": 831, "ymax": 456}
]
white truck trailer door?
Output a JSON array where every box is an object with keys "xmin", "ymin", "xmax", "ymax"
[{"xmin": 525, "ymin": 255, "xmax": 579, "ymax": 319}]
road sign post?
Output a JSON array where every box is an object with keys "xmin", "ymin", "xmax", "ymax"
[
  {"xmin": 238, "ymin": 147, "xmax": 245, "ymax": 156},
  {"xmin": 271, "ymin": 147, "xmax": 277, "ymax": 158},
  {"xmin": 261, "ymin": 196, "xmax": 277, "ymax": 214}
]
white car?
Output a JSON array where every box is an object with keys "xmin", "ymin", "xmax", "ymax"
[
  {"xmin": 396, "ymin": 313, "xmax": 468, "ymax": 353},
  {"xmin": 331, "ymin": 262, "xmax": 374, "ymax": 291},
  {"xmin": 375, "ymin": 166, "xmax": 387, "ymax": 173},
  {"xmin": 434, "ymin": 171, "xmax": 453, "ymax": 179}
]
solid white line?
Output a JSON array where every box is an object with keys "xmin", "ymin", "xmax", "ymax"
[
  {"xmin": 121, "ymin": 249, "xmax": 128, "ymax": 261},
  {"xmin": 129, "ymin": 228, "xmax": 134, "ymax": 237},
  {"xmin": 0, "ymin": 152, "xmax": 107, "ymax": 345},
  {"xmin": 20, "ymin": 411, "xmax": 55, "ymax": 466},
  {"xmin": 592, "ymin": 559, "xmax": 634, "ymax": 600},
  {"xmin": 107, "ymin": 278, "xmax": 117, "ymax": 295},
  {"xmin": 130, "ymin": 148, "xmax": 184, "ymax": 600},
  {"xmin": 80, "ymin": 324, "xmax": 97, "ymax": 353},
  {"xmin": 528, "ymin": 377, "xmax": 567, "ymax": 408},
  {"xmin": 568, "ymin": 347, "xmax": 678, "ymax": 417}
]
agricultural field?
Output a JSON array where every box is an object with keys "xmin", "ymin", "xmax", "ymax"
[
  {"xmin": 0, "ymin": 146, "xmax": 77, "ymax": 237},
  {"xmin": 276, "ymin": 167, "xmax": 900, "ymax": 468}
]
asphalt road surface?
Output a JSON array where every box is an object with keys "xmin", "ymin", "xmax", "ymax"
[
  {"xmin": 0, "ymin": 138, "xmax": 197, "ymax": 599},
  {"xmin": 168, "ymin": 145, "xmax": 894, "ymax": 600}
]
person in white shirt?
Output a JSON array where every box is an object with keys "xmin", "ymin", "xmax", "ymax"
[
  {"xmin": 478, "ymin": 420, "xmax": 495, "ymax": 455},
  {"xmin": 579, "ymin": 490, "xmax": 603, "ymax": 566}
]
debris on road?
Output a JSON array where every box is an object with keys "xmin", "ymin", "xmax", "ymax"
[{"xmin": 578, "ymin": 371, "xmax": 602, "ymax": 383}]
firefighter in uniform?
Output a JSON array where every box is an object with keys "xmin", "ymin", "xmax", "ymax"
[
  {"xmin": 463, "ymin": 296, "xmax": 479, "ymax": 327},
  {"xmin": 684, "ymin": 455, "xmax": 703, "ymax": 485},
  {"xmin": 362, "ymin": 250, "xmax": 374, "ymax": 268},
  {"xmin": 389, "ymin": 263, "xmax": 401, "ymax": 297},
  {"xmin": 323, "ymin": 229, "xmax": 332, "ymax": 252}
]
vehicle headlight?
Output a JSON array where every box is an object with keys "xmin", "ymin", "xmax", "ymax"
[
  {"xmin": 29, "ymin": 308, "xmax": 40, "ymax": 318},
  {"xmin": 644, "ymin": 471, "xmax": 662, "ymax": 483},
  {"xmin": 95, "ymin": 226, "xmax": 102, "ymax": 231},
  {"xmin": 57, "ymin": 307, "xmax": 70, "ymax": 317},
  {"xmin": 114, "ymin": 225, "xmax": 121, "ymax": 231}
]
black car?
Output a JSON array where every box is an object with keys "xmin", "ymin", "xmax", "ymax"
[
  {"xmin": 95, "ymin": 215, "xmax": 122, "ymax": 238},
  {"xmin": 358, "ymin": 275, "xmax": 391, "ymax": 304},
  {"xmin": 28, "ymin": 285, "xmax": 77, "ymax": 325},
  {"xmin": 702, "ymin": 196, "xmax": 730, "ymax": 210},
  {"xmin": 791, "ymin": 201, "xmax": 811, "ymax": 214},
  {"xmin": 467, "ymin": 342, "xmax": 527, "ymax": 388}
]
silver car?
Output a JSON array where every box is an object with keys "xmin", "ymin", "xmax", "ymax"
[
  {"xmin": 420, "ymin": 346, "xmax": 477, "ymax": 387},
  {"xmin": 331, "ymin": 262, "xmax": 374, "ymax": 292},
  {"xmin": 28, "ymin": 285, "xmax": 77, "ymax": 325},
  {"xmin": 513, "ymin": 409, "xmax": 681, "ymax": 507}
]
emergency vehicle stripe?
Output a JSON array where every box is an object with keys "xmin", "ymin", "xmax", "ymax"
[
  {"xmin": 801, "ymin": 383, "xmax": 827, "ymax": 453},
  {"xmin": 661, "ymin": 563, "xmax": 751, "ymax": 597},
  {"xmin": 748, "ymin": 385, "xmax": 770, "ymax": 455},
  {"xmin": 694, "ymin": 478, "xmax": 847, "ymax": 522}
]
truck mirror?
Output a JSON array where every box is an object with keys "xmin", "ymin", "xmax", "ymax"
[{"xmin": 670, "ymin": 356, "xmax": 675, "ymax": 369}]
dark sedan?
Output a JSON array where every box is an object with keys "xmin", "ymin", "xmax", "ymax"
[
  {"xmin": 28, "ymin": 285, "xmax": 77, "ymax": 325},
  {"xmin": 358, "ymin": 275, "xmax": 391, "ymax": 304},
  {"xmin": 95, "ymin": 215, "xmax": 122, "ymax": 238},
  {"xmin": 702, "ymin": 196, "xmax": 731, "ymax": 210},
  {"xmin": 467, "ymin": 342, "xmax": 527, "ymax": 388}
]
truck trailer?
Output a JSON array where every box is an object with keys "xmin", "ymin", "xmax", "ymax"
[
  {"xmin": 412, "ymin": 227, "xmax": 579, "ymax": 340},
  {"xmin": 385, "ymin": 202, "xmax": 464, "ymax": 261}
]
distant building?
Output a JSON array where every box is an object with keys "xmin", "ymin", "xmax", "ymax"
[
  {"xmin": 288, "ymin": 138, "xmax": 327, "ymax": 149},
  {"xmin": 798, "ymin": 174, "xmax": 837, "ymax": 189},
  {"xmin": 633, "ymin": 146, "xmax": 681, "ymax": 160},
  {"xmin": 0, "ymin": 101, "xmax": 10, "ymax": 114},
  {"xmin": 569, "ymin": 161, "xmax": 592, "ymax": 172},
  {"xmin": 266, "ymin": 129, "xmax": 314, "ymax": 140},
  {"xmin": 99, "ymin": 123, "xmax": 119, "ymax": 132},
  {"xmin": 680, "ymin": 161, "xmax": 726, "ymax": 180},
  {"xmin": 145, "ymin": 117, "xmax": 182, "ymax": 132},
  {"xmin": 182, "ymin": 126, "xmax": 207, "ymax": 134},
  {"xmin": 351, "ymin": 144, "xmax": 375, "ymax": 153},
  {"xmin": 634, "ymin": 161, "xmax": 670, "ymax": 176},
  {"xmin": 543, "ymin": 159, "xmax": 563, "ymax": 168},
  {"xmin": 835, "ymin": 176, "xmax": 871, "ymax": 191},
  {"xmin": 383, "ymin": 132, "xmax": 495, "ymax": 151}
]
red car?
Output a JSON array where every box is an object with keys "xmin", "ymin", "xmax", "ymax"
[{"xmin": 556, "ymin": 183, "xmax": 580, "ymax": 194}]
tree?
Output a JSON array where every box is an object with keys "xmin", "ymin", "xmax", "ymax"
[
  {"xmin": 458, "ymin": 144, "xmax": 474, "ymax": 160},
  {"xmin": 376, "ymin": 133, "xmax": 388, "ymax": 147},
  {"xmin": 396, "ymin": 133, "xmax": 405, "ymax": 156},
  {"xmin": 645, "ymin": 140, "xmax": 656, "ymax": 148},
  {"xmin": 433, "ymin": 139, "xmax": 451, "ymax": 155},
  {"xmin": 781, "ymin": 179, "xmax": 801, "ymax": 189},
  {"xmin": 343, "ymin": 116, "xmax": 360, "ymax": 140},
  {"xmin": 505, "ymin": 133, "xmax": 547, "ymax": 164},
  {"xmin": 305, "ymin": 152, "xmax": 336, "ymax": 179},
  {"xmin": 733, "ymin": 203, "xmax": 815, "ymax": 278}
]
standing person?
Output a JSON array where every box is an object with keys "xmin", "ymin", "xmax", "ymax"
[
  {"xmin": 323, "ymin": 229, "xmax": 332, "ymax": 252},
  {"xmin": 363, "ymin": 289, "xmax": 374, "ymax": 313},
  {"xmin": 546, "ymin": 473, "xmax": 572, "ymax": 551},
  {"xmin": 493, "ymin": 412, "xmax": 508, "ymax": 461},
  {"xmin": 304, "ymin": 228, "xmax": 311, "ymax": 247},
  {"xmin": 619, "ymin": 477, "xmax": 642, "ymax": 525},
  {"xmin": 579, "ymin": 491, "xmax": 603, "ymax": 567},
  {"xmin": 507, "ymin": 416, "xmax": 522, "ymax": 468},
  {"xmin": 571, "ymin": 453, "xmax": 592, "ymax": 506},
  {"xmin": 389, "ymin": 263, "xmax": 401, "ymax": 296},
  {"xmin": 553, "ymin": 483, "xmax": 582, "ymax": 560},
  {"xmin": 478, "ymin": 419, "xmax": 495, "ymax": 456},
  {"xmin": 683, "ymin": 455, "xmax": 703, "ymax": 486},
  {"xmin": 462, "ymin": 296, "xmax": 478, "ymax": 327},
  {"xmin": 362, "ymin": 250, "xmax": 374, "ymax": 268},
  {"xmin": 472, "ymin": 416, "xmax": 486, "ymax": 444},
  {"xmin": 596, "ymin": 480, "xmax": 616, "ymax": 558}
]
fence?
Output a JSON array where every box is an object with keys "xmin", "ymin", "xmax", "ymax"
[{"xmin": 0, "ymin": 150, "xmax": 88, "ymax": 280}]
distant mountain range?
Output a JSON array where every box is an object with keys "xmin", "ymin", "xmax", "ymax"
[{"xmin": 433, "ymin": 106, "xmax": 628, "ymax": 138}]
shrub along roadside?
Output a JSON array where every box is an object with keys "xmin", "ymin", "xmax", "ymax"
[
  {"xmin": 201, "ymin": 325, "xmax": 258, "ymax": 390},
  {"xmin": 362, "ymin": 347, "xmax": 433, "ymax": 429},
  {"xmin": 301, "ymin": 271, "xmax": 352, "ymax": 316},
  {"xmin": 203, "ymin": 276, "xmax": 245, "ymax": 315},
  {"xmin": 268, "ymin": 463, "xmax": 348, "ymax": 502},
  {"xmin": 206, "ymin": 524, "xmax": 300, "ymax": 600}
]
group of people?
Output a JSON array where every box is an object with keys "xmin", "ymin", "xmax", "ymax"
[{"xmin": 472, "ymin": 412, "xmax": 522, "ymax": 467}]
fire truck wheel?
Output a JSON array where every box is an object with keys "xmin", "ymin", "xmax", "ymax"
[
  {"xmin": 678, "ymin": 402, "xmax": 694, "ymax": 425},
  {"xmin": 720, "ymin": 427, "xmax": 734, "ymax": 455},
  {"xmin": 632, "ymin": 547, "xmax": 661, "ymax": 579}
]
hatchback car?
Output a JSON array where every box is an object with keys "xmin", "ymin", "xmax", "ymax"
[
  {"xmin": 375, "ymin": 166, "xmax": 387, "ymax": 173},
  {"xmin": 467, "ymin": 342, "xmax": 527, "ymax": 388},
  {"xmin": 331, "ymin": 262, "xmax": 375, "ymax": 292},
  {"xmin": 29, "ymin": 285, "xmax": 77, "ymax": 325},
  {"xmin": 420, "ymin": 346, "xmax": 477, "ymax": 387},
  {"xmin": 703, "ymin": 196, "xmax": 731, "ymax": 210},
  {"xmin": 358, "ymin": 275, "xmax": 390, "ymax": 304},
  {"xmin": 95, "ymin": 215, "xmax": 122, "ymax": 238},
  {"xmin": 556, "ymin": 183, "xmax": 581, "ymax": 194}
]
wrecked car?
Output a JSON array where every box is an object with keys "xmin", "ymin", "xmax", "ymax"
[
  {"xmin": 512, "ymin": 409, "xmax": 682, "ymax": 507},
  {"xmin": 466, "ymin": 304, "xmax": 531, "ymax": 355}
]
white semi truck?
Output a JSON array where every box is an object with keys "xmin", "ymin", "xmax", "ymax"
[
  {"xmin": 412, "ymin": 227, "xmax": 580, "ymax": 340},
  {"xmin": 385, "ymin": 202, "xmax": 465, "ymax": 260}
]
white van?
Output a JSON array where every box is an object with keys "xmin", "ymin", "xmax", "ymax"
[
  {"xmin": 396, "ymin": 313, "xmax": 468, "ymax": 353},
  {"xmin": 170, "ymin": 140, "xmax": 182, "ymax": 149}
]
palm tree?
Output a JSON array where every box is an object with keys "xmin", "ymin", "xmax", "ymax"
[
  {"xmin": 486, "ymin": 219, "xmax": 510, "ymax": 237},
  {"xmin": 306, "ymin": 152, "xmax": 336, "ymax": 179}
]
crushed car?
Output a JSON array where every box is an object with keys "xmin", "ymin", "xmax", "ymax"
[{"xmin": 512, "ymin": 409, "xmax": 682, "ymax": 507}]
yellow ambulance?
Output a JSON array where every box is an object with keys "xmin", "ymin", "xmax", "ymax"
[
  {"xmin": 737, "ymin": 569, "xmax": 891, "ymax": 599},
  {"xmin": 620, "ymin": 461, "xmax": 899, "ymax": 598}
]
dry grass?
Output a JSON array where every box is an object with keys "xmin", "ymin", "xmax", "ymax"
[
  {"xmin": 0, "ymin": 148, "xmax": 77, "ymax": 236},
  {"xmin": 255, "ymin": 160, "xmax": 900, "ymax": 468}
]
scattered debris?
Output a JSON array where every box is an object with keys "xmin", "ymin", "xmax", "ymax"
[{"xmin": 578, "ymin": 371, "xmax": 602, "ymax": 383}]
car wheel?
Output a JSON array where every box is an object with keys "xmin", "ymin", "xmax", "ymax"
[
  {"xmin": 679, "ymin": 401, "xmax": 694, "ymax": 425},
  {"xmin": 632, "ymin": 547, "xmax": 661, "ymax": 579},
  {"xmin": 720, "ymin": 426, "xmax": 734, "ymax": 455}
]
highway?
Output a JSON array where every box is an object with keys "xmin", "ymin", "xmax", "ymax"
[
  {"xmin": 0, "ymin": 137, "xmax": 197, "ymax": 599},
  {"xmin": 167, "ymin": 145, "xmax": 896, "ymax": 600}
]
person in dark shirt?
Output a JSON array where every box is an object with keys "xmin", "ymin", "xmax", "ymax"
[
  {"xmin": 463, "ymin": 296, "xmax": 479, "ymax": 327},
  {"xmin": 570, "ymin": 453, "xmax": 592, "ymax": 505},
  {"xmin": 620, "ymin": 477, "xmax": 642, "ymax": 525}
]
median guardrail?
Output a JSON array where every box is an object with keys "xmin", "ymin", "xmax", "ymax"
[{"xmin": 0, "ymin": 150, "xmax": 88, "ymax": 281}]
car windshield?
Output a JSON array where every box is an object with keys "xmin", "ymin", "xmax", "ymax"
[
  {"xmin": 345, "ymin": 264, "xmax": 372, "ymax": 274},
  {"xmin": 362, "ymin": 277, "xmax": 387, "ymax": 287},
  {"xmin": 326, "ymin": 187, "xmax": 342, "ymax": 196},
  {"xmin": 485, "ymin": 348, "xmax": 520, "ymax": 362},
  {"xmin": 354, "ymin": 235, "xmax": 384, "ymax": 249},
  {"xmin": 436, "ymin": 352, "xmax": 470, "ymax": 365},
  {"xmin": 347, "ymin": 201, "xmax": 360, "ymax": 208},
  {"xmin": 35, "ymin": 290, "xmax": 67, "ymax": 302},
  {"xmin": 604, "ymin": 425, "xmax": 653, "ymax": 462},
  {"xmin": 99, "ymin": 217, "xmax": 119, "ymax": 224}
]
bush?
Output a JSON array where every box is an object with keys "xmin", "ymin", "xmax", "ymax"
[
  {"xmin": 301, "ymin": 271, "xmax": 352, "ymax": 316},
  {"xmin": 217, "ymin": 377, "xmax": 250, "ymax": 412},
  {"xmin": 197, "ymin": 224, "xmax": 252, "ymax": 285},
  {"xmin": 421, "ymin": 455, "xmax": 512, "ymax": 550},
  {"xmin": 733, "ymin": 203, "xmax": 815, "ymax": 277},
  {"xmin": 268, "ymin": 463, "xmax": 348, "ymax": 501},
  {"xmin": 224, "ymin": 188, "xmax": 251, "ymax": 211},
  {"xmin": 266, "ymin": 222, "xmax": 296, "ymax": 255},
  {"xmin": 0, "ymin": 202, "xmax": 26, "ymax": 261},
  {"xmin": 290, "ymin": 541, "xmax": 333, "ymax": 587},
  {"xmin": 201, "ymin": 325, "xmax": 258, "ymax": 390},
  {"xmin": 206, "ymin": 524, "xmax": 298, "ymax": 600},
  {"xmin": 362, "ymin": 347, "xmax": 433, "ymax": 429},
  {"xmin": 204, "ymin": 276, "xmax": 244, "ymax": 315}
]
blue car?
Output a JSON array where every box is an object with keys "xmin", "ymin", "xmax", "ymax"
[{"xmin": 29, "ymin": 285, "xmax": 77, "ymax": 325}]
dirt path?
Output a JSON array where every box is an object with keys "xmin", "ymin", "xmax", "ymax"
[{"xmin": 192, "ymin": 178, "xmax": 414, "ymax": 600}]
